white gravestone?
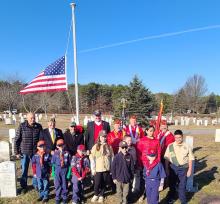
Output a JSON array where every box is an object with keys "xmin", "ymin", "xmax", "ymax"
[
  {"xmin": 0, "ymin": 161, "xmax": 17, "ymax": 197},
  {"xmin": 39, "ymin": 114, "xmax": 42, "ymax": 121},
  {"xmin": 19, "ymin": 113, "xmax": 22, "ymax": 118},
  {"xmin": 185, "ymin": 136, "xmax": 197, "ymax": 192},
  {"xmin": 9, "ymin": 129, "xmax": 16, "ymax": 156},
  {"xmin": 20, "ymin": 116, "xmax": 25, "ymax": 123},
  {"xmin": 0, "ymin": 141, "xmax": 10, "ymax": 162},
  {"xmin": 109, "ymin": 117, "xmax": 112, "ymax": 126},
  {"xmin": 9, "ymin": 112, "xmax": 12, "ymax": 118},
  {"xmin": 185, "ymin": 118, "xmax": 190, "ymax": 126},
  {"xmin": 193, "ymin": 118, "xmax": 196, "ymax": 124},
  {"xmin": 215, "ymin": 129, "xmax": 220, "ymax": 142},
  {"xmin": 204, "ymin": 120, "xmax": 208, "ymax": 127},
  {"xmin": 35, "ymin": 116, "xmax": 39, "ymax": 123},
  {"xmin": 181, "ymin": 119, "xmax": 185, "ymax": 126},
  {"xmin": 5, "ymin": 118, "xmax": 13, "ymax": 125},
  {"xmin": 83, "ymin": 116, "xmax": 88, "ymax": 126},
  {"xmin": 175, "ymin": 120, "xmax": 178, "ymax": 126}
]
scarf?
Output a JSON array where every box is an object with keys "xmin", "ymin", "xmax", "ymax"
[
  {"xmin": 37, "ymin": 150, "xmax": 45, "ymax": 167},
  {"xmin": 59, "ymin": 150, "xmax": 64, "ymax": 167},
  {"xmin": 129, "ymin": 125, "xmax": 140, "ymax": 143},
  {"xmin": 144, "ymin": 158, "xmax": 159, "ymax": 176}
]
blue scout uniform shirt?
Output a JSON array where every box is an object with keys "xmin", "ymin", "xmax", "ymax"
[
  {"xmin": 32, "ymin": 153, "xmax": 51, "ymax": 178},
  {"xmin": 51, "ymin": 149, "xmax": 71, "ymax": 169},
  {"xmin": 144, "ymin": 162, "xmax": 166, "ymax": 180},
  {"xmin": 71, "ymin": 154, "xmax": 90, "ymax": 177}
]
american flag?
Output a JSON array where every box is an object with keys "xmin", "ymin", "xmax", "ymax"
[{"xmin": 19, "ymin": 56, "xmax": 67, "ymax": 94}]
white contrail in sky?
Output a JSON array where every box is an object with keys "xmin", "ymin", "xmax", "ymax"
[{"xmin": 79, "ymin": 24, "xmax": 220, "ymax": 53}]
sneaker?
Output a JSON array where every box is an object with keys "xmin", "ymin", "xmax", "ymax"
[
  {"xmin": 98, "ymin": 196, "xmax": 104, "ymax": 203},
  {"xmin": 72, "ymin": 202, "xmax": 77, "ymax": 204},
  {"xmin": 91, "ymin": 195, "xmax": 99, "ymax": 202}
]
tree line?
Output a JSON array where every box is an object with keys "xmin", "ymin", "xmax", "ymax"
[{"xmin": 0, "ymin": 74, "xmax": 219, "ymax": 121}]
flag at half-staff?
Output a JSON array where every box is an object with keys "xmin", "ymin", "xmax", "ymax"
[
  {"xmin": 154, "ymin": 100, "xmax": 163, "ymax": 137},
  {"xmin": 19, "ymin": 56, "xmax": 67, "ymax": 94}
]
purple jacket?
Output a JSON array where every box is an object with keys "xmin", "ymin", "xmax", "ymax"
[{"xmin": 32, "ymin": 153, "xmax": 51, "ymax": 179}]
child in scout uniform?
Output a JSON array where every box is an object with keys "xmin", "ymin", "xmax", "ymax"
[
  {"xmin": 89, "ymin": 130, "xmax": 114, "ymax": 203},
  {"xmin": 143, "ymin": 148, "xmax": 166, "ymax": 204},
  {"xmin": 111, "ymin": 141, "xmax": 135, "ymax": 204},
  {"xmin": 71, "ymin": 144, "xmax": 90, "ymax": 204},
  {"xmin": 32, "ymin": 140, "xmax": 51, "ymax": 203},
  {"xmin": 164, "ymin": 129, "xmax": 195, "ymax": 204},
  {"xmin": 51, "ymin": 139, "xmax": 71, "ymax": 204}
]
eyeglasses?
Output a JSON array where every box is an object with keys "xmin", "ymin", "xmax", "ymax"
[
  {"xmin": 57, "ymin": 144, "xmax": 64, "ymax": 147},
  {"xmin": 38, "ymin": 145, "xmax": 45, "ymax": 148},
  {"xmin": 121, "ymin": 146, "xmax": 128, "ymax": 149}
]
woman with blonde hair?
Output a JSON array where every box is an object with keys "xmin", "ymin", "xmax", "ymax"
[{"xmin": 89, "ymin": 130, "xmax": 114, "ymax": 203}]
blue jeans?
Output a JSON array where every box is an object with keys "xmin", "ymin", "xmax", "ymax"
[
  {"xmin": 37, "ymin": 178, "xmax": 49, "ymax": 199},
  {"xmin": 170, "ymin": 164, "xmax": 187, "ymax": 204},
  {"xmin": 20, "ymin": 154, "xmax": 38, "ymax": 189},
  {"xmin": 72, "ymin": 175, "xmax": 84, "ymax": 202}
]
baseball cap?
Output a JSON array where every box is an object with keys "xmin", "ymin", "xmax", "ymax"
[
  {"xmin": 77, "ymin": 144, "xmax": 86, "ymax": 151},
  {"xmin": 94, "ymin": 110, "xmax": 102, "ymax": 116},
  {"xmin": 70, "ymin": 121, "xmax": 77, "ymax": 127},
  {"xmin": 56, "ymin": 139, "xmax": 64, "ymax": 146},
  {"xmin": 147, "ymin": 149, "xmax": 157, "ymax": 157},
  {"xmin": 119, "ymin": 141, "xmax": 128, "ymax": 148},
  {"xmin": 37, "ymin": 140, "xmax": 45, "ymax": 147}
]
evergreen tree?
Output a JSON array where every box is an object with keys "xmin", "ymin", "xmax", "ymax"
[{"xmin": 125, "ymin": 75, "xmax": 154, "ymax": 126}]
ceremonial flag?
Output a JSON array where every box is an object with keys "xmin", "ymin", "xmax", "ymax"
[
  {"xmin": 19, "ymin": 56, "xmax": 67, "ymax": 94},
  {"xmin": 154, "ymin": 100, "xmax": 163, "ymax": 137}
]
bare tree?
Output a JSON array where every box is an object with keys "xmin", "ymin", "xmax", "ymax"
[
  {"xmin": 183, "ymin": 74, "xmax": 208, "ymax": 113},
  {"xmin": 0, "ymin": 79, "xmax": 23, "ymax": 111}
]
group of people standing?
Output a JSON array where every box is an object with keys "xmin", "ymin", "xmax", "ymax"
[{"xmin": 14, "ymin": 110, "xmax": 194, "ymax": 204}]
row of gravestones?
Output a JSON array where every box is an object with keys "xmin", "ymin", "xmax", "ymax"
[
  {"xmin": 174, "ymin": 117, "xmax": 220, "ymax": 126},
  {"xmin": 2, "ymin": 113, "xmax": 44, "ymax": 125},
  {"xmin": 1, "ymin": 129, "xmax": 220, "ymax": 197},
  {"xmin": 0, "ymin": 129, "xmax": 17, "ymax": 197},
  {"xmin": 71, "ymin": 115, "xmax": 113, "ymax": 126}
]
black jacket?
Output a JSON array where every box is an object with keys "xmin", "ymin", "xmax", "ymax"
[
  {"xmin": 63, "ymin": 129, "xmax": 84, "ymax": 156},
  {"xmin": 39, "ymin": 128, "xmax": 63, "ymax": 153},
  {"xmin": 111, "ymin": 152, "xmax": 134, "ymax": 184},
  {"xmin": 85, "ymin": 120, "xmax": 110, "ymax": 150},
  {"xmin": 14, "ymin": 121, "xmax": 42, "ymax": 156}
]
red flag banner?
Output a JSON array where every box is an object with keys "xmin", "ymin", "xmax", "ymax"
[
  {"xmin": 19, "ymin": 56, "xmax": 67, "ymax": 94},
  {"xmin": 154, "ymin": 100, "xmax": 163, "ymax": 137}
]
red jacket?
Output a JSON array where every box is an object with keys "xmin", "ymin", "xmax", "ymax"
[
  {"xmin": 124, "ymin": 125, "xmax": 144, "ymax": 144},
  {"xmin": 107, "ymin": 130, "xmax": 123, "ymax": 154},
  {"xmin": 136, "ymin": 137, "xmax": 161, "ymax": 167},
  {"xmin": 157, "ymin": 130, "xmax": 175, "ymax": 157}
]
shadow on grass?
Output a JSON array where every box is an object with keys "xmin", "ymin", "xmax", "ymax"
[{"xmin": 193, "ymin": 146, "xmax": 202, "ymax": 153}]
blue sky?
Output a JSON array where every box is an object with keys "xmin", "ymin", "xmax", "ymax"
[{"xmin": 0, "ymin": 0, "xmax": 220, "ymax": 94}]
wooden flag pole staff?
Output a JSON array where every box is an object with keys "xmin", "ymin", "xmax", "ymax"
[{"xmin": 70, "ymin": 2, "xmax": 79, "ymax": 124}]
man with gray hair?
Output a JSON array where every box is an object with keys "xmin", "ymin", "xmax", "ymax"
[{"xmin": 14, "ymin": 112, "xmax": 42, "ymax": 194}]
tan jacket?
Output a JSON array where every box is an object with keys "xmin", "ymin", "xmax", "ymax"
[{"xmin": 89, "ymin": 143, "xmax": 114, "ymax": 174}]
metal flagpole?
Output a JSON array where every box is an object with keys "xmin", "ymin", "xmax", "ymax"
[{"xmin": 70, "ymin": 2, "xmax": 79, "ymax": 124}]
